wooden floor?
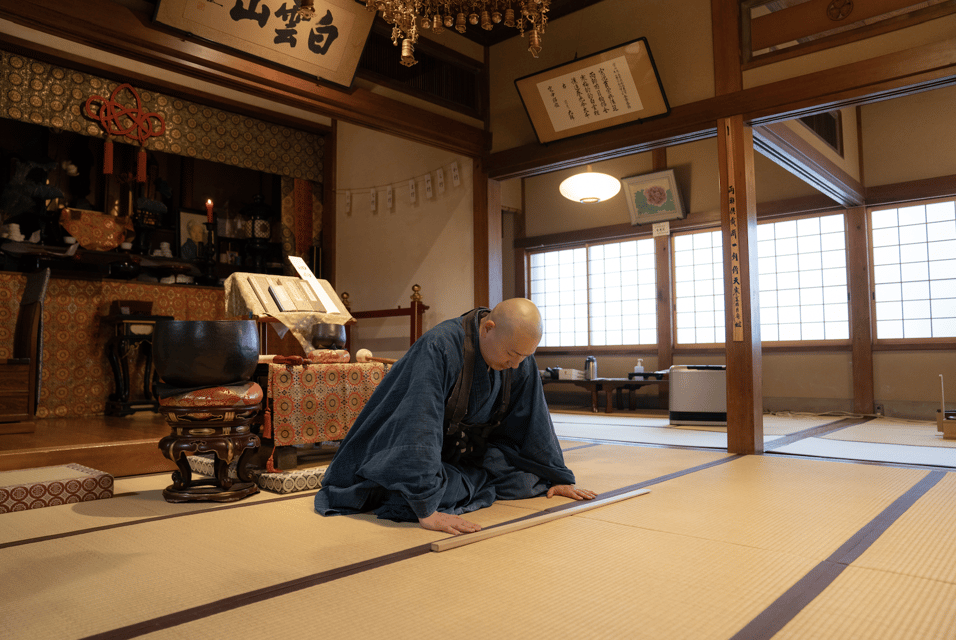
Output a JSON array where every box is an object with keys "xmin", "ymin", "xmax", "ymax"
[{"xmin": 0, "ymin": 412, "xmax": 175, "ymax": 477}]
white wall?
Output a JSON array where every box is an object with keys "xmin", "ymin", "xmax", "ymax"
[
  {"xmin": 335, "ymin": 121, "xmax": 475, "ymax": 359},
  {"xmin": 861, "ymin": 84, "xmax": 956, "ymax": 186},
  {"xmin": 488, "ymin": 0, "xmax": 716, "ymax": 152}
]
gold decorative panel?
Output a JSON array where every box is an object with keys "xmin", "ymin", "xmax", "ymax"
[
  {"xmin": 0, "ymin": 49, "xmax": 324, "ymax": 183},
  {"xmin": 0, "ymin": 273, "xmax": 227, "ymax": 419}
]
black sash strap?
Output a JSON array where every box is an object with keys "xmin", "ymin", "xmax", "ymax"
[{"xmin": 442, "ymin": 308, "xmax": 512, "ymax": 464}]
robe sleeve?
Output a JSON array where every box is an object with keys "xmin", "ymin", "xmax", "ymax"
[
  {"xmin": 315, "ymin": 320, "xmax": 466, "ymax": 519},
  {"xmin": 486, "ymin": 355, "xmax": 576, "ymax": 488}
]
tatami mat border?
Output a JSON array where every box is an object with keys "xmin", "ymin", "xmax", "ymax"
[
  {"xmin": 764, "ymin": 417, "xmax": 873, "ymax": 451},
  {"xmin": 729, "ymin": 470, "xmax": 946, "ymax": 640},
  {"xmin": 0, "ymin": 490, "xmax": 319, "ymax": 550},
  {"xmin": 1, "ymin": 441, "xmax": 597, "ymax": 551},
  {"xmin": 766, "ymin": 450, "xmax": 956, "ymax": 473},
  {"xmin": 80, "ymin": 544, "xmax": 436, "ymax": 640},
  {"xmin": 558, "ymin": 434, "xmax": 739, "ymax": 453},
  {"xmin": 75, "ymin": 454, "xmax": 744, "ymax": 639},
  {"xmin": 560, "ymin": 442, "xmax": 601, "ymax": 452}
]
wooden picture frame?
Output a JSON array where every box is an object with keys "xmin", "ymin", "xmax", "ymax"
[
  {"xmin": 153, "ymin": 0, "xmax": 374, "ymax": 88},
  {"xmin": 514, "ymin": 37, "xmax": 670, "ymax": 144},
  {"xmin": 177, "ymin": 209, "xmax": 208, "ymax": 261},
  {"xmin": 622, "ymin": 169, "xmax": 686, "ymax": 226}
]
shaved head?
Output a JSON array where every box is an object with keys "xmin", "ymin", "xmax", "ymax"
[
  {"xmin": 488, "ymin": 298, "xmax": 542, "ymax": 342},
  {"xmin": 479, "ymin": 298, "xmax": 542, "ymax": 370}
]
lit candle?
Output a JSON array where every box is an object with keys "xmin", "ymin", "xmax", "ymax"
[{"xmin": 206, "ymin": 199, "xmax": 214, "ymax": 224}]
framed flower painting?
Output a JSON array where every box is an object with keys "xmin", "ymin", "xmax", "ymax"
[{"xmin": 622, "ymin": 169, "xmax": 686, "ymax": 225}]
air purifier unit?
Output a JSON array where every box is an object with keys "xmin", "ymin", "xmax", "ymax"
[{"xmin": 668, "ymin": 364, "xmax": 727, "ymax": 426}]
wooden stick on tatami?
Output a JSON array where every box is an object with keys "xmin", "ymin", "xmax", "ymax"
[{"xmin": 431, "ymin": 488, "xmax": 651, "ymax": 553}]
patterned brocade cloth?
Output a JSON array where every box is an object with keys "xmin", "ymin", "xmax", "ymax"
[{"xmin": 268, "ymin": 362, "xmax": 387, "ymax": 445}]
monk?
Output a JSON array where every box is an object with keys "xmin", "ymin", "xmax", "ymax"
[{"xmin": 314, "ymin": 298, "xmax": 596, "ymax": 535}]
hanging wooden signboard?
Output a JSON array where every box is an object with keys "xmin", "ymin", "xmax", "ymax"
[{"xmin": 153, "ymin": 0, "xmax": 374, "ymax": 88}]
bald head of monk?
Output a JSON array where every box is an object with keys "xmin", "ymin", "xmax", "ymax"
[{"xmin": 478, "ymin": 298, "xmax": 543, "ymax": 371}]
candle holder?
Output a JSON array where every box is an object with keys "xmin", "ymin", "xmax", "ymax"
[{"xmin": 196, "ymin": 221, "xmax": 219, "ymax": 286}]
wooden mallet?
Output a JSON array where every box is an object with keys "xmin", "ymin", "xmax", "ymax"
[{"xmin": 356, "ymin": 348, "xmax": 397, "ymax": 365}]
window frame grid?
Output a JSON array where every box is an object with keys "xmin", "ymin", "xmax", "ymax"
[
  {"xmin": 527, "ymin": 236, "xmax": 659, "ymax": 351},
  {"xmin": 671, "ymin": 211, "xmax": 853, "ymax": 349},
  {"xmin": 868, "ymin": 196, "xmax": 956, "ymax": 346},
  {"xmin": 757, "ymin": 211, "xmax": 852, "ymax": 346},
  {"xmin": 671, "ymin": 228, "xmax": 726, "ymax": 348}
]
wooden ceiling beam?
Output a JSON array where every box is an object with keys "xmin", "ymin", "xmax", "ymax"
[
  {"xmin": 752, "ymin": 122, "xmax": 865, "ymax": 207},
  {"xmin": 487, "ymin": 37, "xmax": 956, "ymax": 180},
  {"xmin": 0, "ymin": 0, "xmax": 490, "ymax": 158}
]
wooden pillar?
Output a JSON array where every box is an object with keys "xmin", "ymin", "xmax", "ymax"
[
  {"xmin": 513, "ymin": 180, "xmax": 527, "ymax": 299},
  {"xmin": 652, "ymin": 147, "xmax": 672, "ymax": 407},
  {"xmin": 847, "ymin": 206, "xmax": 875, "ymax": 414},
  {"xmin": 321, "ymin": 121, "xmax": 337, "ymax": 287},
  {"xmin": 656, "ymin": 234, "xmax": 673, "ymax": 407},
  {"xmin": 717, "ymin": 116, "xmax": 764, "ymax": 454},
  {"xmin": 711, "ymin": 0, "xmax": 743, "ymax": 95},
  {"xmin": 473, "ymin": 157, "xmax": 503, "ymax": 308}
]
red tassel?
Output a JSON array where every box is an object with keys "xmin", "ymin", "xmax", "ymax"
[
  {"xmin": 263, "ymin": 408, "xmax": 277, "ymax": 473},
  {"xmin": 137, "ymin": 147, "xmax": 147, "ymax": 183},
  {"xmin": 103, "ymin": 138, "xmax": 113, "ymax": 175}
]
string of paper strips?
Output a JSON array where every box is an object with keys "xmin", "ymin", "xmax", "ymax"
[{"xmin": 338, "ymin": 161, "xmax": 462, "ymax": 213}]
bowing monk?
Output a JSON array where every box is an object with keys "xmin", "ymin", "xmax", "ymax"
[{"xmin": 314, "ymin": 298, "xmax": 596, "ymax": 535}]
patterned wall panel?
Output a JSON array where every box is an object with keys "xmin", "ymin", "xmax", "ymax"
[
  {"xmin": 0, "ymin": 50, "xmax": 324, "ymax": 183},
  {"xmin": 0, "ymin": 272, "xmax": 227, "ymax": 418}
]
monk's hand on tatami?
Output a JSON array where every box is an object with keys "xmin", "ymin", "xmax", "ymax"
[
  {"xmin": 547, "ymin": 485, "xmax": 598, "ymax": 501},
  {"xmin": 419, "ymin": 511, "xmax": 482, "ymax": 535}
]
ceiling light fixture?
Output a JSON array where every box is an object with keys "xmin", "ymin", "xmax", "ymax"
[
  {"xmin": 559, "ymin": 166, "xmax": 621, "ymax": 204},
  {"xmin": 299, "ymin": 1, "xmax": 550, "ymax": 67}
]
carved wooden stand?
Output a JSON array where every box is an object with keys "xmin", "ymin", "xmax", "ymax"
[{"xmin": 158, "ymin": 405, "xmax": 260, "ymax": 502}]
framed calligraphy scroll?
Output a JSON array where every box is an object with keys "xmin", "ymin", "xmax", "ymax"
[
  {"xmin": 514, "ymin": 37, "xmax": 669, "ymax": 144},
  {"xmin": 154, "ymin": 0, "xmax": 374, "ymax": 88}
]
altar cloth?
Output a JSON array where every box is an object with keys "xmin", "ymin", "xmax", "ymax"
[{"xmin": 268, "ymin": 361, "xmax": 387, "ymax": 445}]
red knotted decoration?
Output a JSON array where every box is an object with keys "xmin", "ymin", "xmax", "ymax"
[{"xmin": 82, "ymin": 83, "xmax": 165, "ymax": 178}]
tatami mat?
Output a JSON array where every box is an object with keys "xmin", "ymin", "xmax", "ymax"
[
  {"xmin": 672, "ymin": 414, "xmax": 842, "ymax": 436},
  {"xmin": 773, "ymin": 567, "xmax": 956, "ymax": 639},
  {"xmin": 851, "ymin": 472, "xmax": 956, "ymax": 583},
  {"xmin": 774, "ymin": 437, "xmax": 956, "ymax": 467},
  {"xmin": 141, "ymin": 516, "xmax": 820, "ymax": 640},
  {"xmin": 822, "ymin": 417, "xmax": 956, "ymax": 448},
  {"xmin": 0, "ymin": 490, "xmax": 504, "ymax": 639},
  {"xmin": 553, "ymin": 418, "xmax": 737, "ymax": 447},
  {"xmin": 2, "ymin": 442, "xmax": 954, "ymax": 639},
  {"xmin": 139, "ymin": 454, "xmax": 937, "ymax": 640},
  {"xmin": 0, "ymin": 473, "xmax": 293, "ymax": 546},
  {"xmin": 578, "ymin": 454, "xmax": 927, "ymax": 560},
  {"xmin": 551, "ymin": 411, "xmax": 844, "ymax": 448}
]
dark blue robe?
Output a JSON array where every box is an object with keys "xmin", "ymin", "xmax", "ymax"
[{"xmin": 314, "ymin": 310, "xmax": 575, "ymax": 522}]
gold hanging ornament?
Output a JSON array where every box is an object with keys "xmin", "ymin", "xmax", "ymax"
[{"xmin": 298, "ymin": 1, "xmax": 549, "ymax": 67}]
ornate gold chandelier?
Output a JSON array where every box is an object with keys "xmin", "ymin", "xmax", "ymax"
[{"xmin": 297, "ymin": 1, "xmax": 550, "ymax": 68}]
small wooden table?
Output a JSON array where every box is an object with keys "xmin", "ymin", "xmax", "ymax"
[
  {"xmin": 103, "ymin": 314, "xmax": 174, "ymax": 416},
  {"xmin": 543, "ymin": 375, "xmax": 667, "ymax": 413}
]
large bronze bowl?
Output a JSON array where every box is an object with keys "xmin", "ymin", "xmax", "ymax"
[{"xmin": 154, "ymin": 320, "xmax": 259, "ymax": 387}]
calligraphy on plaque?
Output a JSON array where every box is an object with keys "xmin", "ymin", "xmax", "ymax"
[
  {"xmin": 728, "ymin": 184, "xmax": 743, "ymax": 342},
  {"xmin": 515, "ymin": 38, "xmax": 669, "ymax": 144},
  {"xmin": 154, "ymin": 0, "xmax": 374, "ymax": 88}
]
